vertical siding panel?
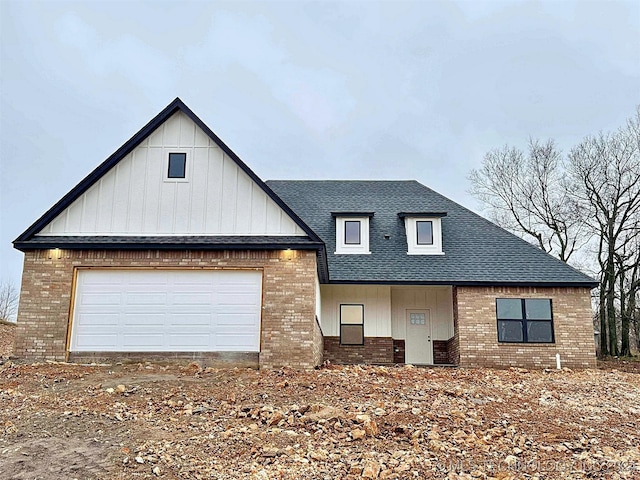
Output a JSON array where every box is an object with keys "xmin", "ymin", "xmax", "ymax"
[
  {"xmin": 235, "ymin": 171, "xmax": 252, "ymax": 233},
  {"xmin": 220, "ymin": 154, "xmax": 238, "ymax": 233},
  {"xmin": 191, "ymin": 147, "xmax": 208, "ymax": 232},
  {"xmin": 163, "ymin": 113, "xmax": 180, "ymax": 146},
  {"xmin": 82, "ymin": 184, "xmax": 99, "ymax": 233},
  {"xmin": 128, "ymin": 148, "xmax": 146, "ymax": 232},
  {"xmin": 112, "ymin": 159, "xmax": 131, "ymax": 233},
  {"xmin": 144, "ymin": 147, "xmax": 162, "ymax": 233},
  {"xmin": 98, "ymin": 175, "xmax": 115, "ymax": 233}
]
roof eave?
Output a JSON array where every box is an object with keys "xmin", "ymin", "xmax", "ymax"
[{"xmin": 326, "ymin": 279, "xmax": 598, "ymax": 288}]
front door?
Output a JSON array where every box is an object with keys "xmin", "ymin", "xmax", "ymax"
[{"xmin": 405, "ymin": 309, "xmax": 433, "ymax": 364}]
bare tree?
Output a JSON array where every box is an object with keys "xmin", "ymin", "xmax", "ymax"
[
  {"xmin": 568, "ymin": 108, "xmax": 640, "ymax": 356},
  {"xmin": 0, "ymin": 280, "xmax": 19, "ymax": 322},
  {"xmin": 469, "ymin": 139, "xmax": 588, "ymax": 262}
]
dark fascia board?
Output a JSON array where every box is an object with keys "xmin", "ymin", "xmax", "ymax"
[
  {"xmin": 327, "ymin": 280, "xmax": 599, "ymax": 288},
  {"xmin": 13, "ymin": 98, "xmax": 325, "ymax": 249},
  {"xmin": 331, "ymin": 212, "xmax": 375, "ymax": 218},
  {"xmin": 397, "ymin": 212, "xmax": 448, "ymax": 218},
  {"xmin": 14, "ymin": 240, "xmax": 324, "ymax": 251}
]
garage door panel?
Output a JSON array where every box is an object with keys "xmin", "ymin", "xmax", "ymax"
[
  {"xmin": 79, "ymin": 293, "xmax": 122, "ymax": 306},
  {"xmin": 122, "ymin": 314, "xmax": 166, "ymax": 327},
  {"xmin": 74, "ymin": 313, "xmax": 120, "ymax": 326},
  {"xmin": 71, "ymin": 270, "xmax": 262, "ymax": 352},
  {"xmin": 171, "ymin": 293, "xmax": 213, "ymax": 305},
  {"xmin": 75, "ymin": 334, "xmax": 118, "ymax": 349},
  {"xmin": 122, "ymin": 333, "xmax": 165, "ymax": 348},
  {"xmin": 168, "ymin": 334, "xmax": 211, "ymax": 348},
  {"xmin": 218, "ymin": 313, "xmax": 259, "ymax": 326},
  {"xmin": 126, "ymin": 292, "xmax": 168, "ymax": 305}
]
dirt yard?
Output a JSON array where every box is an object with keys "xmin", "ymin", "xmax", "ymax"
[{"xmin": 0, "ymin": 360, "xmax": 638, "ymax": 480}]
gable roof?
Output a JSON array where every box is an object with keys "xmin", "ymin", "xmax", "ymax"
[
  {"xmin": 14, "ymin": 98, "xmax": 327, "ymax": 276},
  {"xmin": 267, "ymin": 180, "xmax": 598, "ymax": 287}
]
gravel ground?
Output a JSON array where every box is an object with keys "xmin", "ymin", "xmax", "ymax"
[{"xmin": 1, "ymin": 360, "xmax": 638, "ymax": 480}]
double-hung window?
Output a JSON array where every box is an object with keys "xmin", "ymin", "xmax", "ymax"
[
  {"xmin": 496, "ymin": 298, "xmax": 554, "ymax": 343},
  {"xmin": 340, "ymin": 304, "xmax": 364, "ymax": 345}
]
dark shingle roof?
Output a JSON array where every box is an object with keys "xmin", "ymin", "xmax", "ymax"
[{"xmin": 266, "ymin": 180, "xmax": 597, "ymax": 286}]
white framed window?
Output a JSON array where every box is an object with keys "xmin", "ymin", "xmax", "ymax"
[
  {"xmin": 164, "ymin": 150, "xmax": 189, "ymax": 182},
  {"xmin": 335, "ymin": 216, "xmax": 371, "ymax": 254},
  {"xmin": 404, "ymin": 216, "xmax": 444, "ymax": 255}
]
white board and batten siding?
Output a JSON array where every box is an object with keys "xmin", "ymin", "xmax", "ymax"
[
  {"xmin": 391, "ymin": 286, "xmax": 454, "ymax": 341},
  {"xmin": 70, "ymin": 269, "xmax": 262, "ymax": 352},
  {"xmin": 319, "ymin": 285, "xmax": 454, "ymax": 341},
  {"xmin": 38, "ymin": 111, "xmax": 304, "ymax": 237},
  {"xmin": 319, "ymin": 285, "xmax": 392, "ymax": 337}
]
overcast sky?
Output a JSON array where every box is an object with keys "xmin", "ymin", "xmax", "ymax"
[{"xmin": 1, "ymin": 0, "xmax": 638, "ymax": 289}]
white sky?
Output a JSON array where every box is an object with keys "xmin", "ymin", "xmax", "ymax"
[{"xmin": 1, "ymin": 0, "xmax": 639, "ymax": 288}]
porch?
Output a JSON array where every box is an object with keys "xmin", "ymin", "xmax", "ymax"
[{"xmin": 319, "ymin": 285, "xmax": 457, "ymax": 366}]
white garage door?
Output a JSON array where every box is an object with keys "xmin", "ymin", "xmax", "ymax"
[{"xmin": 70, "ymin": 269, "xmax": 262, "ymax": 352}]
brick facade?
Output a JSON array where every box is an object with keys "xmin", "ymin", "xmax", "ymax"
[
  {"xmin": 433, "ymin": 340, "xmax": 448, "ymax": 364},
  {"xmin": 323, "ymin": 337, "xmax": 394, "ymax": 364},
  {"xmin": 392, "ymin": 339, "xmax": 405, "ymax": 364},
  {"xmin": 456, "ymin": 286, "xmax": 596, "ymax": 369},
  {"xmin": 15, "ymin": 249, "xmax": 322, "ymax": 369}
]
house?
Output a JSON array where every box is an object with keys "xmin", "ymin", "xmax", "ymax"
[{"xmin": 13, "ymin": 98, "xmax": 598, "ymax": 369}]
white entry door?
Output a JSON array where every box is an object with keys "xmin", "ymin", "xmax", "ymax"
[
  {"xmin": 405, "ymin": 309, "xmax": 433, "ymax": 364},
  {"xmin": 70, "ymin": 269, "xmax": 262, "ymax": 352}
]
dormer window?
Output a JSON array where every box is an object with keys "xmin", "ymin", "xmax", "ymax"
[
  {"xmin": 344, "ymin": 221, "xmax": 361, "ymax": 244},
  {"xmin": 399, "ymin": 212, "xmax": 445, "ymax": 255},
  {"xmin": 416, "ymin": 220, "xmax": 433, "ymax": 245},
  {"xmin": 333, "ymin": 212, "xmax": 373, "ymax": 254}
]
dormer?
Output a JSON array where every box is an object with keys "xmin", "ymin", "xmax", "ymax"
[
  {"xmin": 332, "ymin": 212, "xmax": 374, "ymax": 254},
  {"xmin": 398, "ymin": 212, "xmax": 446, "ymax": 255}
]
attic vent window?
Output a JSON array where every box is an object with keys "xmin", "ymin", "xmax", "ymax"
[{"xmin": 168, "ymin": 152, "xmax": 186, "ymax": 179}]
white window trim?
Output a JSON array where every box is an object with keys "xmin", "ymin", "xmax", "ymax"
[
  {"xmin": 405, "ymin": 217, "xmax": 444, "ymax": 255},
  {"xmin": 164, "ymin": 149, "xmax": 190, "ymax": 183},
  {"xmin": 335, "ymin": 217, "xmax": 371, "ymax": 254}
]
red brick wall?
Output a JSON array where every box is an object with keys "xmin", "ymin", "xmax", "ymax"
[
  {"xmin": 15, "ymin": 249, "xmax": 320, "ymax": 369},
  {"xmin": 323, "ymin": 337, "xmax": 394, "ymax": 364},
  {"xmin": 432, "ymin": 340, "xmax": 448, "ymax": 364},
  {"xmin": 392, "ymin": 339, "xmax": 405, "ymax": 364},
  {"xmin": 456, "ymin": 286, "xmax": 596, "ymax": 369}
]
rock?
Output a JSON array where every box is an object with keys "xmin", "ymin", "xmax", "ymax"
[
  {"xmin": 106, "ymin": 388, "xmax": 115, "ymax": 394},
  {"xmin": 135, "ymin": 456, "xmax": 145, "ymax": 464},
  {"xmin": 304, "ymin": 405, "xmax": 345, "ymax": 422},
  {"xmin": 349, "ymin": 464, "xmax": 363, "ymax": 475},
  {"xmin": 411, "ymin": 407, "xmax": 421, "ymax": 415},
  {"xmin": 374, "ymin": 408, "xmax": 386, "ymax": 416},
  {"xmin": 152, "ymin": 466, "xmax": 161, "ymax": 476},
  {"xmin": 309, "ymin": 449, "xmax": 328, "ymax": 461},
  {"xmin": 355, "ymin": 414, "xmax": 371, "ymax": 423},
  {"xmin": 362, "ymin": 459, "xmax": 381, "ymax": 478},
  {"xmin": 504, "ymin": 455, "xmax": 518, "ymax": 466},
  {"xmin": 115, "ymin": 384, "xmax": 126, "ymax": 393},
  {"xmin": 268, "ymin": 411, "xmax": 284, "ymax": 427},
  {"xmin": 351, "ymin": 428, "xmax": 366, "ymax": 440},
  {"xmin": 363, "ymin": 419, "xmax": 379, "ymax": 437}
]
